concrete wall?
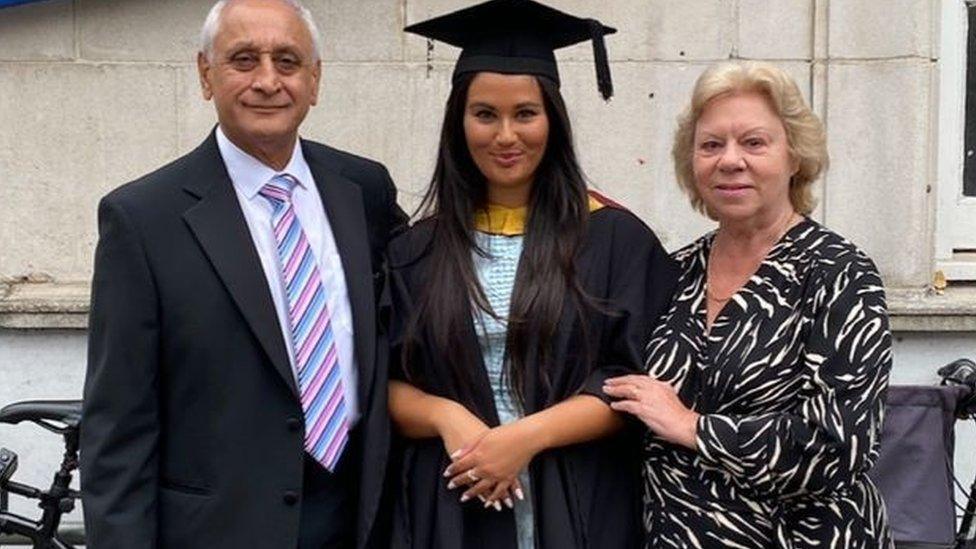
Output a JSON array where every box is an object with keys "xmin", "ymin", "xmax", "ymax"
[
  {"xmin": 0, "ymin": 0, "xmax": 948, "ymax": 287},
  {"xmin": 1, "ymin": 0, "xmax": 975, "ymax": 538}
]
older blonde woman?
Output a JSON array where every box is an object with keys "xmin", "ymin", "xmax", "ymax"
[{"xmin": 603, "ymin": 62, "xmax": 893, "ymax": 547}]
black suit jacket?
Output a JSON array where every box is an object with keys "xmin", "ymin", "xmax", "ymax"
[{"xmin": 80, "ymin": 132, "xmax": 406, "ymax": 548}]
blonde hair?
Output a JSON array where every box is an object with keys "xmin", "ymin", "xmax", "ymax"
[{"xmin": 671, "ymin": 61, "xmax": 828, "ymax": 215}]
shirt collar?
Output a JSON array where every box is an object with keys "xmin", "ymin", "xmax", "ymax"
[{"xmin": 215, "ymin": 126, "xmax": 315, "ymax": 199}]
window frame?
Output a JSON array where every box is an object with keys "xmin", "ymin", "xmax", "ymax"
[{"xmin": 937, "ymin": 0, "xmax": 976, "ymax": 280}]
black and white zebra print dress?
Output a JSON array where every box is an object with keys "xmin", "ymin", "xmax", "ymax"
[{"xmin": 642, "ymin": 218, "xmax": 893, "ymax": 548}]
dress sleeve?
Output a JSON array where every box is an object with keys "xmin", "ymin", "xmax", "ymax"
[
  {"xmin": 385, "ymin": 255, "xmax": 414, "ymax": 382},
  {"xmin": 695, "ymin": 256, "xmax": 892, "ymax": 501},
  {"xmin": 579, "ymin": 214, "xmax": 680, "ymax": 402}
]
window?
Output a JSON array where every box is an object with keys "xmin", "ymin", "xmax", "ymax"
[
  {"xmin": 965, "ymin": 3, "xmax": 976, "ymax": 198},
  {"xmin": 937, "ymin": 0, "xmax": 976, "ymax": 280}
]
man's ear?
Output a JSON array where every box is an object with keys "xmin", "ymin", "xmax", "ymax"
[
  {"xmin": 198, "ymin": 51, "xmax": 213, "ymax": 101},
  {"xmin": 310, "ymin": 59, "xmax": 321, "ymax": 106}
]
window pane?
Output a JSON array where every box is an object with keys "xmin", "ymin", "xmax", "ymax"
[{"xmin": 965, "ymin": 4, "xmax": 976, "ymax": 196}]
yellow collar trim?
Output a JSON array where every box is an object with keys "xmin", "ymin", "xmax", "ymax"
[{"xmin": 473, "ymin": 194, "xmax": 607, "ymax": 236}]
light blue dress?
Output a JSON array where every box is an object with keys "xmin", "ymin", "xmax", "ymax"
[{"xmin": 471, "ymin": 231, "xmax": 535, "ymax": 549}]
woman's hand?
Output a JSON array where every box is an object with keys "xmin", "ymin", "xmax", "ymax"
[
  {"xmin": 444, "ymin": 421, "xmax": 536, "ymax": 509},
  {"xmin": 387, "ymin": 382, "xmax": 516, "ymax": 506},
  {"xmin": 434, "ymin": 401, "xmax": 522, "ymax": 508},
  {"xmin": 433, "ymin": 400, "xmax": 491, "ymax": 459},
  {"xmin": 602, "ymin": 374, "xmax": 700, "ymax": 450},
  {"xmin": 434, "ymin": 402, "xmax": 521, "ymax": 509}
]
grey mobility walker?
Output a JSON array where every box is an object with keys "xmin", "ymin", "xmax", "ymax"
[{"xmin": 871, "ymin": 358, "xmax": 976, "ymax": 549}]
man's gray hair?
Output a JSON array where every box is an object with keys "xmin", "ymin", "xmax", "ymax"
[{"xmin": 200, "ymin": 0, "xmax": 323, "ymax": 62}]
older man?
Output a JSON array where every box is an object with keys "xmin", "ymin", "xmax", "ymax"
[{"xmin": 79, "ymin": 0, "xmax": 405, "ymax": 547}]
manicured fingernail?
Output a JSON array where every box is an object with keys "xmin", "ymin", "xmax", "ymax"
[
  {"xmin": 443, "ymin": 468, "xmax": 452, "ymax": 478},
  {"xmin": 493, "ymin": 501, "xmax": 502, "ymax": 512},
  {"xmin": 514, "ymin": 487, "xmax": 525, "ymax": 501},
  {"xmin": 504, "ymin": 497, "xmax": 514, "ymax": 509},
  {"xmin": 450, "ymin": 449, "xmax": 463, "ymax": 459},
  {"xmin": 483, "ymin": 498, "xmax": 492, "ymax": 509},
  {"xmin": 477, "ymin": 494, "xmax": 486, "ymax": 503},
  {"xmin": 460, "ymin": 493, "xmax": 470, "ymax": 502},
  {"xmin": 447, "ymin": 480, "xmax": 456, "ymax": 490}
]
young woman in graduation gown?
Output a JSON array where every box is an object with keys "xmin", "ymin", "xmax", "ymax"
[{"xmin": 384, "ymin": 1, "xmax": 679, "ymax": 547}]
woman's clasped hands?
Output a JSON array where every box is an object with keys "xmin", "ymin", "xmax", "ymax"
[{"xmin": 439, "ymin": 409, "xmax": 537, "ymax": 512}]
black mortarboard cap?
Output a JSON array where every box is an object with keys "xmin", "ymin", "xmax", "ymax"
[{"xmin": 404, "ymin": 0, "xmax": 616, "ymax": 100}]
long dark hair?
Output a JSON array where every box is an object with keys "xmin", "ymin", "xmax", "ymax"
[{"xmin": 403, "ymin": 72, "xmax": 593, "ymax": 406}]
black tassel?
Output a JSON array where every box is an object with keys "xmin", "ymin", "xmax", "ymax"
[{"xmin": 587, "ymin": 19, "xmax": 613, "ymax": 101}]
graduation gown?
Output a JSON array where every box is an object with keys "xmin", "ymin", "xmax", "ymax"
[{"xmin": 386, "ymin": 201, "xmax": 679, "ymax": 548}]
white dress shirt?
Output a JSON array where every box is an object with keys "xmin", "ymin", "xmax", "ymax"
[{"xmin": 216, "ymin": 127, "xmax": 359, "ymax": 423}]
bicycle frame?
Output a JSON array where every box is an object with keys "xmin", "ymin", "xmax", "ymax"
[
  {"xmin": 0, "ymin": 451, "xmax": 79, "ymax": 548},
  {"xmin": 0, "ymin": 400, "xmax": 82, "ymax": 549}
]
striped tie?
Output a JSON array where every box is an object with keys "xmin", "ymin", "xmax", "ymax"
[{"xmin": 260, "ymin": 174, "xmax": 349, "ymax": 472}]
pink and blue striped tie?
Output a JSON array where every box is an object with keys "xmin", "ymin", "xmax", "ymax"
[{"xmin": 260, "ymin": 174, "xmax": 349, "ymax": 472}]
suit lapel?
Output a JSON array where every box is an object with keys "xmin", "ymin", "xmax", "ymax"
[
  {"xmin": 181, "ymin": 135, "xmax": 298, "ymax": 397},
  {"xmin": 304, "ymin": 144, "xmax": 376, "ymax": 409}
]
